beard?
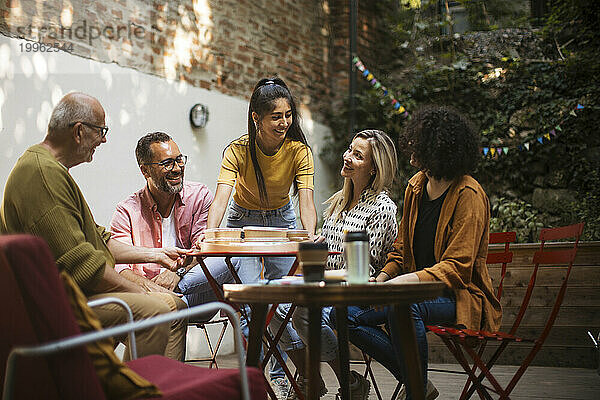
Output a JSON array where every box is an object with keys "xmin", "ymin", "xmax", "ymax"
[{"xmin": 157, "ymin": 171, "xmax": 184, "ymax": 194}]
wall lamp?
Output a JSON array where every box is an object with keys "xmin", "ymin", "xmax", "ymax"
[{"xmin": 190, "ymin": 103, "xmax": 209, "ymax": 128}]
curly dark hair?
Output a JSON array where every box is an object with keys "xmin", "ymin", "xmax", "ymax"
[{"xmin": 399, "ymin": 105, "xmax": 479, "ymax": 181}]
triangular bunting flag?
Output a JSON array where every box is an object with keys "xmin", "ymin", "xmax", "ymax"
[
  {"xmin": 503, "ymin": 147, "xmax": 509, "ymax": 154},
  {"xmin": 353, "ymin": 56, "xmax": 410, "ymax": 116},
  {"xmin": 483, "ymin": 148, "xmax": 489, "ymax": 156},
  {"xmin": 524, "ymin": 143, "xmax": 530, "ymax": 151},
  {"xmin": 570, "ymin": 110, "xmax": 577, "ymax": 117},
  {"xmin": 497, "ymin": 148, "xmax": 503, "ymax": 155},
  {"xmin": 550, "ymin": 129, "xmax": 556, "ymax": 136},
  {"xmin": 556, "ymin": 125, "xmax": 562, "ymax": 131},
  {"xmin": 576, "ymin": 104, "xmax": 584, "ymax": 109},
  {"xmin": 544, "ymin": 133, "xmax": 551, "ymax": 140},
  {"xmin": 537, "ymin": 137, "xmax": 543, "ymax": 144},
  {"xmin": 490, "ymin": 148, "xmax": 496, "ymax": 156}
]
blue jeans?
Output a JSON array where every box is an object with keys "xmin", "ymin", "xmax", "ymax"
[
  {"xmin": 226, "ymin": 199, "xmax": 297, "ymax": 281},
  {"xmin": 290, "ymin": 305, "xmax": 338, "ymax": 361},
  {"xmin": 226, "ymin": 200, "xmax": 303, "ymax": 379},
  {"xmin": 332, "ymin": 296, "xmax": 456, "ymax": 400},
  {"xmin": 177, "ymin": 257, "xmax": 241, "ymax": 319}
]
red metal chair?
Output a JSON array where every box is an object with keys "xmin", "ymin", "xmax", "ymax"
[
  {"xmin": 0, "ymin": 234, "xmax": 267, "ymax": 400},
  {"xmin": 486, "ymin": 231, "xmax": 518, "ymax": 301},
  {"xmin": 357, "ymin": 232, "xmax": 517, "ymax": 400},
  {"xmin": 425, "ymin": 231, "xmax": 516, "ymax": 388},
  {"xmin": 428, "ymin": 222, "xmax": 584, "ymax": 399}
]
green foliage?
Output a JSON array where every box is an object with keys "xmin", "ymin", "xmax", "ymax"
[
  {"xmin": 490, "ymin": 197, "xmax": 546, "ymax": 242},
  {"xmin": 324, "ymin": 0, "xmax": 600, "ymax": 241}
]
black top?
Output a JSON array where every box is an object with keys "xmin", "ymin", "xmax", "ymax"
[{"xmin": 413, "ymin": 182, "xmax": 449, "ymax": 270}]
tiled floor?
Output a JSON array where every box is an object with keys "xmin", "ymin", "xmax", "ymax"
[{"xmin": 208, "ymin": 355, "xmax": 600, "ymax": 399}]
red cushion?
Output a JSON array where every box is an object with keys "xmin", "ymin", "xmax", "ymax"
[
  {"xmin": 0, "ymin": 235, "xmax": 104, "ymax": 400},
  {"xmin": 0, "ymin": 242, "xmax": 60, "ymax": 400},
  {"xmin": 127, "ymin": 355, "xmax": 267, "ymax": 400}
]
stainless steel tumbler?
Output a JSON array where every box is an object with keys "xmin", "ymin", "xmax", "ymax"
[{"xmin": 343, "ymin": 231, "xmax": 369, "ymax": 283}]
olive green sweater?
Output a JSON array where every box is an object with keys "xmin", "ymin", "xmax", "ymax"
[{"xmin": 1, "ymin": 144, "xmax": 114, "ymax": 294}]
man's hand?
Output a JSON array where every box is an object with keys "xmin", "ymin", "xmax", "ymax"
[
  {"xmin": 153, "ymin": 247, "xmax": 189, "ymax": 271},
  {"xmin": 194, "ymin": 233, "xmax": 205, "ymax": 248},
  {"xmin": 141, "ymin": 278, "xmax": 181, "ymax": 296},
  {"xmin": 152, "ymin": 269, "xmax": 181, "ymax": 291}
]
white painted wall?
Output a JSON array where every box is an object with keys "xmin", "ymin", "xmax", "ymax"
[
  {"xmin": 0, "ymin": 34, "xmax": 337, "ymax": 356},
  {"xmin": 0, "ymin": 35, "xmax": 336, "ymax": 226}
]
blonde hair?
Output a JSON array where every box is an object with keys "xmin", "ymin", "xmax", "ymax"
[{"xmin": 324, "ymin": 130, "xmax": 398, "ymax": 219}]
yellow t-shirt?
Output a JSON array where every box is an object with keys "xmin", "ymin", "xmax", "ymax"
[{"xmin": 217, "ymin": 135, "xmax": 314, "ymax": 210}]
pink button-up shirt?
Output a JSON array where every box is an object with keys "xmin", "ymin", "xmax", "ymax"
[{"xmin": 109, "ymin": 181, "xmax": 214, "ymax": 279}]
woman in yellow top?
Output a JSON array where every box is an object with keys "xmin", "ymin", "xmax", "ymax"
[
  {"xmin": 207, "ymin": 78, "xmax": 317, "ymax": 391},
  {"xmin": 207, "ymin": 77, "xmax": 317, "ymax": 281}
]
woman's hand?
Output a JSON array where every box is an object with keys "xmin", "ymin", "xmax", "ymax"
[
  {"xmin": 313, "ymin": 234, "xmax": 326, "ymax": 243},
  {"xmin": 370, "ymin": 270, "xmax": 391, "ymax": 283},
  {"xmin": 386, "ymin": 272, "xmax": 420, "ymax": 284}
]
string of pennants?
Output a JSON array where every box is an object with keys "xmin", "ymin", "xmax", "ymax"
[
  {"xmin": 481, "ymin": 103, "xmax": 585, "ymax": 158},
  {"xmin": 352, "ymin": 56, "xmax": 410, "ymax": 117},
  {"xmin": 352, "ymin": 55, "xmax": 586, "ymax": 159}
]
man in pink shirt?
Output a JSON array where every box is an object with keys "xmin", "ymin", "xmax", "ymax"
[{"xmin": 110, "ymin": 132, "xmax": 238, "ymax": 309}]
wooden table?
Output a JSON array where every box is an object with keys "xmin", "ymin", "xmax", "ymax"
[
  {"xmin": 224, "ymin": 281, "xmax": 446, "ymax": 400},
  {"xmin": 190, "ymin": 243, "xmax": 340, "ymax": 400}
]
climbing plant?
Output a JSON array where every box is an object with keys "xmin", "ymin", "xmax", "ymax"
[{"xmin": 324, "ymin": 0, "xmax": 600, "ymax": 240}]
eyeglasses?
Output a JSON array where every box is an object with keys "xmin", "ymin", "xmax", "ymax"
[
  {"xmin": 143, "ymin": 155, "xmax": 188, "ymax": 171},
  {"xmin": 70, "ymin": 121, "xmax": 109, "ymax": 139}
]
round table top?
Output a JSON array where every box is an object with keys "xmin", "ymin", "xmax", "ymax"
[{"xmin": 223, "ymin": 281, "xmax": 447, "ymax": 306}]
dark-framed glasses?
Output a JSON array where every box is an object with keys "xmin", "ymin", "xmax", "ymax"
[
  {"xmin": 70, "ymin": 121, "xmax": 109, "ymax": 138},
  {"xmin": 144, "ymin": 155, "xmax": 188, "ymax": 171}
]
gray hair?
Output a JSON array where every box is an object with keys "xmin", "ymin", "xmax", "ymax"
[{"xmin": 47, "ymin": 92, "xmax": 97, "ymax": 133}]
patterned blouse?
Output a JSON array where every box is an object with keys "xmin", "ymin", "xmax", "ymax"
[{"xmin": 321, "ymin": 189, "xmax": 398, "ymax": 276}]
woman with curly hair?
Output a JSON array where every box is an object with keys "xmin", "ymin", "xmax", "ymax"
[{"xmin": 338, "ymin": 105, "xmax": 502, "ymax": 400}]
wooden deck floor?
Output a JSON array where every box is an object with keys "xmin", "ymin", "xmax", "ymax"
[{"xmin": 210, "ymin": 355, "xmax": 600, "ymax": 399}]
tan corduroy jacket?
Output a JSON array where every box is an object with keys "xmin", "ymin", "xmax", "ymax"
[{"xmin": 381, "ymin": 172, "xmax": 502, "ymax": 331}]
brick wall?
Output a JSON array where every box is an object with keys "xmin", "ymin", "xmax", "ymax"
[{"xmin": 1, "ymin": 0, "xmax": 390, "ymax": 124}]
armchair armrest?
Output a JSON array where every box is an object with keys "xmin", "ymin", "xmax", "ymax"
[
  {"xmin": 3, "ymin": 302, "xmax": 250, "ymax": 400},
  {"xmin": 87, "ymin": 297, "xmax": 138, "ymax": 359}
]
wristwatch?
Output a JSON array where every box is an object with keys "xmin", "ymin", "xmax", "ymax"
[{"xmin": 175, "ymin": 267, "xmax": 187, "ymax": 279}]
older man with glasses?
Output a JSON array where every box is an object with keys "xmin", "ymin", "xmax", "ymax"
[
  {"xmin": 109, "ymin": 132, "xmax": 240, "ymax": 317},
  {"xmin": 1, "ymin": 92, "xmax": 189, "ymax": 361}
]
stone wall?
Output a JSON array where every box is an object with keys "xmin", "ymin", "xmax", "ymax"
[{"xmin": 1, "ymin": 0, "xmax": 391, "ymax": 123}]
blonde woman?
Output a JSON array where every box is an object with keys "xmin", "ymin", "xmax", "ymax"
[{"xmin": 277, "ymin": 130, "xmax": 399, "ymax": 399}]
